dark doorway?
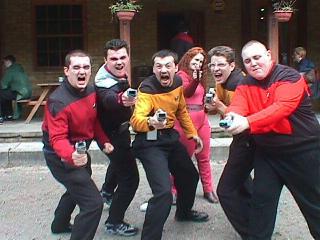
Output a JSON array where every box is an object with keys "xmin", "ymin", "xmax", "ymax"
[
  {"xmin": 157, "ymin": 11, "xmax": 205, "ymax": 51},
  {"xmin": 279, "ymin": 0, "xmax": 307, "ymax": 66}
]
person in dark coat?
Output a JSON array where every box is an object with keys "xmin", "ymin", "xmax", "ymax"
[
  {"xmin": 170, "ymin": 21, "xmax": 194, "ymax": 61},
  {"xmin": 95, "ymin": 39, "xmax": 140, "ymax": 237},
  {"xmin": 0, "ymin": 55, "xmax": 32, "ymax": 123}
]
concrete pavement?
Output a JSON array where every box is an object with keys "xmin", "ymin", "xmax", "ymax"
[
  {"xmin": 0, "ymin": 164, "xmax": 313, "ymax": 240},
  {"xmin": 0, "ymin": 115, "xmax": 318, "ymax": 239}
]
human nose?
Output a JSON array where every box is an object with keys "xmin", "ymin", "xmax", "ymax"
[
  {"xmin": 192, "ymin": 62, "xmax": 200, "ymax": 69},
  {"xmin": 250, "ymin": 59, "xmax": 258, "ymax": 66},
  {"xmin": 79, "ymin": 67, "xmax": 86, "ymax": 74},
  {"xmin": 79, "ymin": 67, "xmax": 88, "ymax": 73},
  {"xmin": 212, "ymin": 64, "xmax": 221, "ymax": 71},
  {"xmin": 160, "ymin": 66, "xmax": 167, "ymax": 72},
  {"xmin": 116, "ymin": 59, "xmax": 123, "ymax": 65}
]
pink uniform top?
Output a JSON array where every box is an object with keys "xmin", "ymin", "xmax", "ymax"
[{"xmin": 177, "ymin": 70, "xmax": 205, "ymax": 105}]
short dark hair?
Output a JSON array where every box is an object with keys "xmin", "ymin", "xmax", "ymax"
[
  {"xmin": 152, "ymin": 49, "xmax": 179, "ymax": 65},
  {"xmin": 3, "ymin": 55, "xmax": 16, "ymax": 63},
  {"xmin": 104, "ymin": 39, "xmax": 129, "ymax": 58},
  {"xmin": 64, "ymin": 50, "xmax": 91, "ymax": 67},
  {"xmin": 208, "ymin": 46, "xmax": 235, "ymax": 64}
]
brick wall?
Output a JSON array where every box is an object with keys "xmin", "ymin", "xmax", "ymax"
[
  {"xmin": 307, "ymin": 0, "xmax": 320, "ymax": 68},
  {"xmin": 1, "ymin": 0, "xmax": 319, "ymax": 97}
]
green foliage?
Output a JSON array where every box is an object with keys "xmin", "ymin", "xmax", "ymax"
[
  {"xmin": 109, "ymin": 0, "xmax": 143, "ymax": 15},
  {"xmin": 272, "ymin": 0, "xmax": 296, "ymax": 12}
]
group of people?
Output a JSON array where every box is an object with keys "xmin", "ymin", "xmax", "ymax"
[{"xmin": 41, "ymin": 37, "xmax": 320, "ymax": 240}]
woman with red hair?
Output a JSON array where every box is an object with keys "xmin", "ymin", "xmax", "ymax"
[{"xmin": 174, "ymin": 47, "xmax": 218, "ymax": 203}]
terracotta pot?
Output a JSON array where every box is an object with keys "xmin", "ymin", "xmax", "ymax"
[
  {"xmin": 116, "ymin": 11, "xmax": 136, "ymax": 21},
  {"xmin": 273, "ymin": 10, "xmax": 293, "ymax": 22}
]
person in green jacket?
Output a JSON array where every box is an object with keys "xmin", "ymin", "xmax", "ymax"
[{"xmin": 0, "ymin": 55, "xmax": 32, "ymax": 123}]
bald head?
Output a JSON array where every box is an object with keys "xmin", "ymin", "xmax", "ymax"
[
  {"xmin": 241, "ymin": 40, "xmax": 273, "ymax": 80},
  {"xmin": 241, "ymin": 41, "xmax": 268, "ymax": 58}
]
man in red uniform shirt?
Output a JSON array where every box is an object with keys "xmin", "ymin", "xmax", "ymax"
[
  {"xmin": 42, "ymin": 50, "xmax": 113, "ymax": 240},
  {"xmin": 224, "ymin": 40, "xmax": 320, "ymax": 239}
]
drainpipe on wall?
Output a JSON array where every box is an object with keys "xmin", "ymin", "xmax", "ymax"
[
  {"xmin": 117, "ymin": 11, "xmax": 136, "ymax": 85},
  {"xmin": 268, "ymin": 10, "xmax": 279, "ymax": 64}
]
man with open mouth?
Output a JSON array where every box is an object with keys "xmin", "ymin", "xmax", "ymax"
[
  {"xmin": 42, "ymin": 49, "xmax": 114, "ymax": 240},
  {"xmin": 95, "ymin": 39, "xmax": 139, "ymax": 237},
  {"xmin": 131, "ymin": 49, "xmax": 208, "ymax": 240}
]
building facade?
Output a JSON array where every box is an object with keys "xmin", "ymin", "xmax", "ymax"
[{"xmin": 0, "ymin": 0, "xmax": 319, "ymax": 95}]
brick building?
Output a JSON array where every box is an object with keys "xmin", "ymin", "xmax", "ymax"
[{"xmin": 0, "ymin": 0, "xmax": 319, "ymax": 95}]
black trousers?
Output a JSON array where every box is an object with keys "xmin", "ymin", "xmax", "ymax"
[
  {"xmin": 248, "ymin": 145, "xmax": 320, "ymax": 240},
  {"xmin": 105, "ymin": 130, "xmax": 139, "ymax": 224},
  {"xmin": 0, "ymin": 89, "xmax": 17, "ymax": 117},
  {"xmin": 101, "ymin": 160, "xmax": 118, "ymax": 193},
  {"xmin": 133, "ymin": 129, "xmax": 199, "ymax": 240},
  {"xmin": 217, "ymin": 132, "xmax": 255, "ymax": 239},
  {"xmin": 43, "ymin": 148, "xmax": 103, "ymax": 240}
]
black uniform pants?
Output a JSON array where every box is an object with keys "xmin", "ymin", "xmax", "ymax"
[
  {"xmin": 217, "ymin": 132, "xmax": 255, "ymax": 239},
  {"xmin": 133, "ymin": 129, "xmax": 199, "ymax": 240},
  {"xmin": 106, "ymin": 130, "xmax": 139, "ymax": 224},
  {"xmin": 44, "ymin": 149, "xmax": 103, "ymax": 240},
  {"xmin": 0, "ymin": 89, "xmax": 16, "ymax": 117},
  {"xmin": 248, "ymin": 145, "xmax": 320, "ymax": 240},
  {"xmin": 101, "ymin": 161, "xmax": 117, "ymax": 194}
]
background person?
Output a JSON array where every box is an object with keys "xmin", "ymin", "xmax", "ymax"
[
  {"xmin": 95, "ymin": 39, "xmax": 139, "ymax": 237},
  {"xmin": 292, "ymin": 46, "xmax": 316, "ymax": 86},
  {"xmin": 206, "ymin": 46, "xmax": 254, "ymax": 239},
  {"xmin": 42, "ymin": 49, "xmax": 114, "ymax": 240},
  {"xmin": 170, "ymin": 21, "xmax": 194, "ymax": 61},
  {"xmin": 174, "ymin": 46, "xmax": 218, "ymax": 203},
  {"xmin": 225, "ymin": 40, "xmax": 320, "ymax": 239},
  {"xmin": 131, "ymin": 49, "xmax": 208, "ymax": 240},
  {"xmin": 0, "ymin": 55, "xmax": 32, "ymax": 123}
]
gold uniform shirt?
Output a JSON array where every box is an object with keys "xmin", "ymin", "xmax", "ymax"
[
  {"xmin": 216, "ymin": 83, "xmax": 235, "ymax": 106},
  {"xmin": 130, "ymin": 74, "xmax": 197, "ymax": 139}
]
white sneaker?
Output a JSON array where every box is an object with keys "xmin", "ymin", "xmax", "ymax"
[
  {"xmin": 105, "ymin": 221, "xmax": 138, "ymax": 236},
  {"xmin": 139, "ymin": 202, "xmax": 148, "ymax": 212}
]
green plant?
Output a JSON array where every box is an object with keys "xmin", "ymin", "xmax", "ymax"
[
  {"xmin": 272, "ymin": 0, "xmax": 296, "ymax": 12},
  {"xmin": 109, "ymin": 0, "xmax": 143, "ymax": 15}
]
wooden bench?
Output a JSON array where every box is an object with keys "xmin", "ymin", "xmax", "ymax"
[
  {"xmin": 16, "ymin": 83, "xmax": 60, "ymax": 123},
  {"xmin": 14, "ymin": 96, "xmax": 47, "ymax": 123},
  {"xmin": 16, "ymin": 97, "xmax": 47, "ymax": 106}
]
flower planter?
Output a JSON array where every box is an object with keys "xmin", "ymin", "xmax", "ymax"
[
  {"xmin": 116, "ymin": 11, "xmax": 136, "ymax": 21},
  {"xmin": 273, "ymin": 10, "xmax": 293, "ymax": 22}
]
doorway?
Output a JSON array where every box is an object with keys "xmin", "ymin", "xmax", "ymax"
[{"xmin": 157, "ymin": 11, "xmax": 205, "ymax": 51}]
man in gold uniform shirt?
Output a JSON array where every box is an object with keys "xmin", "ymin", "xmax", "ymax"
[{"xmin": 131, "ymin": 49, "xmax": 209, "ymax": 240}]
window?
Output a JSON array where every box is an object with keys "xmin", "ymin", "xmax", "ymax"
[{"xmin": 35, "ymin": 4, "xmax": 84, "ymax": 67}]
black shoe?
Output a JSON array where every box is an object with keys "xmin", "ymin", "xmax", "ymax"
[
  {"xmin": 175, "ymin": 210, "xmax": 209, "ymax": 222},
  {"xmin": 105, "ymin": 221, "xmax": 138, "ymax": 236},
  {"xmin": 0, "ymin": 117, "xmax": 3, "ymax": 125},
  {"xmin": 100, "ymin": 190, "xmax": 113, "ymax": 206},
  {"xmin": 51, "ymin": 223, "xmax": 72, "ymax": 234},
  {"xmin": 204, "ymin": 191, "xmax": 219, "ymax": 204}
]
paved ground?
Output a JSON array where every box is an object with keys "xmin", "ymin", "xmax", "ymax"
[
  {"xmin": 0, "ymin": 162, "xmax": 313, "ymax": 240},
  {"xmin": 0, "ymin": 115, "xmax": 319, "ymax": 239}
]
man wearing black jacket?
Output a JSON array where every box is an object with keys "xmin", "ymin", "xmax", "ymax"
[
  {"xmin": 206, "ymin": 46, "xmax": 254, "ymax": 239},
  {"xmin": 95, "ymin": 39, "xmax": 139, "ymax": 237}
]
